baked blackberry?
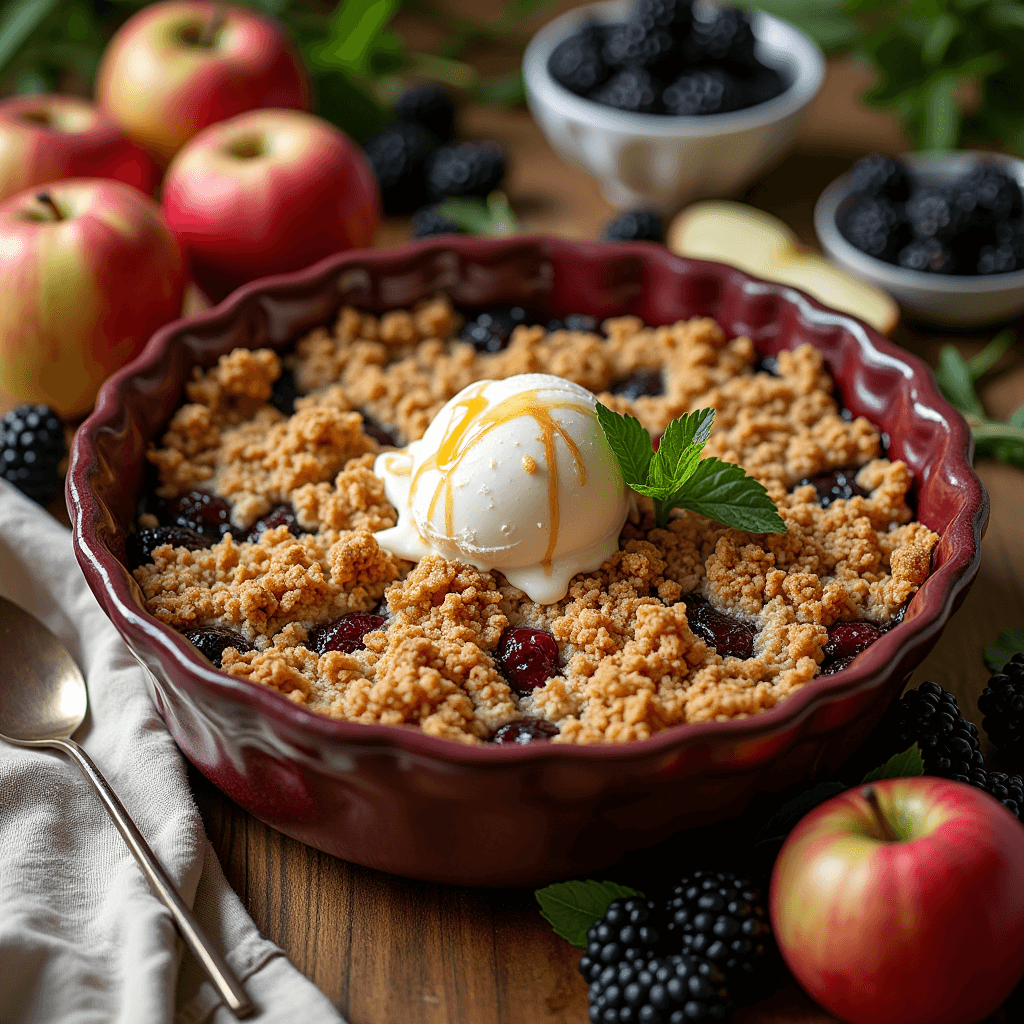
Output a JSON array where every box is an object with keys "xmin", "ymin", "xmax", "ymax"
[
  {"xmin": 905, "ymin": 188, "xmax": 961, "ymax": 241},
  {"xmin": 663, "ymin": 68, "xmax": 742, "ymax": 116},
  {"xmin": 270, "ymin": 368, "xmax": 299, "ymax": 415},
  {"xmin": 182, "ymin": 626, "xmax": 253, "ymax": 668},
  {"xmin": 426, "ymin": 141, "xmax": 506, "ymax": 201},
  {"xmin": 840, "ymin": 196, "xmax": 904, "ymax": 261},
  {"xmin": 245, "ymin": 504, "xmax": 302, "ymax": 543},
  {"xmin": 685, "ymin": 7, "xmax": 757, "ymax": 69},
  {"xmin": 847, "ymin": 154, "xmax": 913, "ymax": 202},
  {"xmin": 578, "ymin": 898, "xmax": 666, "ymax": 983},
  {"xmin": 590, "ymin": 68, "xmax": 661, "ymax": 113},
  {"xmin": 587, "ymin": 954, "xmax": 732, "ymax": 1023},
  {"xmin": 460, "ymin": 306, "xmax": 530, "ymax": 353},
  {"xmin": 877, "ymin": 681, "xmax": 985, "ymax": 778},
  {"xmin": 491, "ymin": 718, "xmax": 559, "ymax": 745},
  {"xmin": 549, "ymin": 23, "xmax": 609, "ymax": 95},
  {"xmin": 162, "ymin": 490, "xmax": 235, "ymax": 540},
  {"xmin": 794, "ymin": 465, "xmax": 868, "ymax": 508},
  {"xmin": 126, "ymin": 525, "xmax": 212, "ymax": 570},
  {"xmin": 363, "ymin": 122, "xmax": 438, "ymax": 214},
  {"xmin": 602, "ymin": 21, "xmax": 677, "ymax": 73},
  {"xmin": 601, "ymin": 209, "xmax": 663, "ymax": 243},
  {"xmin": 665, "ymin": 870, "xmax": 773, "ymax": 1004},
  {"xmin": 952, "ymin": 164, "xmax": 1024, "ymax": 228},
  {"xmin": 410, "ymin": 204, "xmax": 462, "ymax": 238},
  {"xmin": 951, "ymin": 767, "xmax": 1024, "ymax": 820},
  {"xmin": 897, "ymin": 238, "xmax": 957, "ymax": 274},
  {"xmin": 0, "ymin": 403, "xmax": 65, "ymax": 505},
  {"xmin": 611, "ymin": 368, "xmax": 664, "ymax": 399},
  {"xmin": 394, "ymin": 83, "xmax": 456, "ymax": 143},
  {"xmin": 978, "ymin": 653, "xmax": 1024, "ymax": 763}
]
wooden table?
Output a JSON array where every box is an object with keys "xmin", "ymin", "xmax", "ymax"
[{"xmin": 184, "ymin": 57, "xmax": 1024, "ymax": 1024}]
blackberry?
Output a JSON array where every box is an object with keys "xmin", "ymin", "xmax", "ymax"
[
  {"xmin": 738, "ymin": 66, "xmax": 786, "ymax": 108},
  {"xmin": 994, "ymin": 219, "xmax": 1024, "ymax": 260},
  {"xmin": 663, "ymin": 69, "xmax": 742, "ymax": 116},
  {"xmin": 795, "ymin": 465, "xmax": 868, "ymax": 508},
  {"xmin": 633, "ymin": 0, "xmax": 694, "ymax": 33},
  {"xmin": 245, "ymin": 504, "xmax": 302, "ymax": 543},
  {"xmin": 394, "ymin": 84, "xmax": 455, "ymax": 143},
  {"xmin": 611, "ymin": 369, "xmax": 664, "ymax": 399},
  {"xmin": 182, "ymin": 626, "xmax": 253, "ymax": 668},
  {"xmin": 460, "ymin": 306, "xmax": 530, "ymax": 353},
  {"xmin": 548, "ymin": 313, "xmax": 602, "ymax": 333},
  {"xmin": 162, "ymin": 490, "xmax": 234, "ymax": 541},
  {"xmin": 847, "ymin": 154, "xmax": 913, "ymax": 202},
  {"xmin": 665, "ymin": 870, "xmax": 773, "ymax": 1004},
  {"xmin": 685, "ymin": 7, "xmax": 757, "ymax": 70},
  {"xmin": 878, "ymin": 681, "xmax": 985, "ymax": 778},
  {"xmin": 602, "ymin": 21, "xmax": 677, "ymax": 74},
  {"xmin": 840, "ymin": 196, "xmax": 905, "ymax": 261},
  {"xmin": 549, "ymin": 23, "xmax": 609, "ymax": 96},
  {"xmin": 601, "ymin": 210, "xmax": 663, "ymax": 243},
  {"xmin": 308, "ymin": 612, "xmax": 385, "ymax": 655},
  {"xmin": 270, "ymin": 368, "xmax": 299, "ymax": 415},
  {"xmin": 126, "ymin": 525, "xmax": 212, "ymax": 570},
  {"xmin": 0, "ymin": 403, "xmax": 65, "ymax": 504},
  {"xmin": 590, "ymin": 68, "xmax": 661, "ymax": 114},
  {"xmin": 905, "ymin": 188, "xmax": 961, "ymax": 241},
  {"xmin": 951, "ymin": 767, "xmax": 1024, "ymax": 820},
  {"xmin": 978, "ymin": 653, "xmax": 1024, "ymax": 763},
  {"xmin": 578, "ymin": 898, "xmax": 666, "ymax": 983},
  {"xmin": 491, "ymin": 718, "xmax": 559, "ymax": 744},
  {"xmin": 410, "ymin": 204, "xmax": 463, "ymax": 238},
  {"xmin": 587, "ymin": 954, "xmax": 732, "ymax": 1023},
  {"xmin": 426, "ymin": 141, "xmax": 506, "ymax": 201},
  {"xmin": 897, "ymin": 238, "xmax": 957, "ymax": 274},
  {"xmin": 952, "ymin": 164, "xmax": 1024, "ymax": 228},
  {"xmin": 976, "ymin": 242, "xmax": 1019, "ymax": 275},
  {"xmin": 820, "ymin": 621, "xmax": 884, "ymax": 676},
  {"xmin": 363, "ymin": 122, "xmax": 438, "ymax": 214}
]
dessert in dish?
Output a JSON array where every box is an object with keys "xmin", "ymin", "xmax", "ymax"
[{"xmin": 127, "ymin": 295, "xmax": 938, "ymax": 746}]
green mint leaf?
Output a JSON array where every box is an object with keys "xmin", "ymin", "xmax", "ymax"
[
  {"xmin": 535, "ymin": 879, "xmax": 644, "ymax": 948},
  {"xmin": 753, "ymin": 781, "xmax": 846, "ymax": 848},
  {"xmin": 984, "ymin": 630, "xmax": 1024, "ymax": 673},
  {"xmin": 672, "ymin": 458, "xmax": 787, "ymax": 534},
  {"xmin": 967, "ymin": 329, "xmax": 1013, "ymax": 380},
  {"xmin": 920, "ymin": 72, "xmax": 961, "ymax": 150},
  {"xmin": 861, "ymin": 744, "xmax": 925, "ymax": 784},
  {"xmin": 935, "ymin": 345, "xmax": 985, "ymax": 418},
  {"xmin": 596, "ymin": 402, "xmax": 654, "ymax": 488},
  {"xmin": 653, "ymin": 408, "xmax": 714, "ymax": 481}
]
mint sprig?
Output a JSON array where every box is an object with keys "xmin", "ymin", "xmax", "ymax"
[
  {"xmin": 984, "ymin": 629, "xmax": 1024, "ymax": 673},
  {"xmin": 596, "ymin": 404, "xmax": 786, "ymax": 534},
  {"xmin": 535, "ymin": 879, "xmax": 644, "ymax": 948}
]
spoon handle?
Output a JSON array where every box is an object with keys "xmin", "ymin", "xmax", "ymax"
[{"xmin": 52, "ymin": 736, "xmax": 255, "ymax": 1019}]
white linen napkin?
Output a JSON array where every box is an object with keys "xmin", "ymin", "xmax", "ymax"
[{"xmin": 0, "ymin": 479, "xmax": 346, "ymax": 1024}]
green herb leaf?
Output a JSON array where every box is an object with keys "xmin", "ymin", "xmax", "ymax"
[
  {"xmin": 535, "ymin": 879, "xmax": 644, "ymax": 948},
  {"xmin": 984, "ymin": 629, "xmax": 1024, "ymax": 672},
  {"xmin": 595, "ymin": 403, "xmax": 654, "ymax": 488},
  {"xmin": 753, "ymin": 781, "xmax": 846, "ymax": 848},
  {"xmin": 437, "ymin": 191, "xmax": 519, "ymax": 237},
  {"xmin": 0, "ymin": 0, "xmax": 61, "ymax": 73},
  {"xmin": 935, "ymin": 344, "xmax": 985, "ymax": 418},
  {"xmin": 967, "ymin": 329, "xmax": 1013, "ymax": 380},
  {"xmin": 860, "ymin": 743, "xmax": 925, "ymax": 783},
  {"xmin": 673, "ymin": 458, "xmax": 788, "ymax": 534}
]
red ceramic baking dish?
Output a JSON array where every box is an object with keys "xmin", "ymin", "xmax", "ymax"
[{"xmin": 68, "ymin": 236, "xmax": 987, "ymax": 887}]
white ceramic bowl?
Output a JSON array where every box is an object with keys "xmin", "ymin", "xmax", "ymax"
[
  {"xmin": 815, "ymin": 151, "xmax": 1024, "ymax": 329},
  {"xmin": 522, "ymin": 0, "xmax": 825, "ymax": 214}
]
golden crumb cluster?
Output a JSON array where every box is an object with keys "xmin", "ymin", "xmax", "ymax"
[{"xmin": 133, "ymin": 296, "xmax": 938, "ymax": 745}]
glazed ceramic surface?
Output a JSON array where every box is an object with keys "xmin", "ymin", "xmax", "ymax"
[
  {"xmin": 815, "ymin": 151, "xmax": 1024, "ymax": 328},
  {"xmin": 69, "ymin": 237, "xmax": 986, "ymax": 886},
  {"xmin": 522, "ymin": 0, "xmax": 825, "ymax": 214}
]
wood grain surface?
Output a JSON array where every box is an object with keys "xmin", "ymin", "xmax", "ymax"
[{"xmin": 182, "ymin": 56, "xmax": 1024, "ymax": 1024}]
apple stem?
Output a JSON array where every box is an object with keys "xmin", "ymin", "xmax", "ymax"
[
  {"xmin": 36, "ymin": 193, "xmax": 64, "ymax": 222},
  {"xmin": 198, "ymin": 7, "xmax": 225, "ymax": 47},
  {"xmin": 861, "ymin": 786, "xmax": 899, "ymax": 843}
]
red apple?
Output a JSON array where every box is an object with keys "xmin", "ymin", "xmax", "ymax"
[
  {"xmin": 95, "ymin": 0, "xmax": 310, "ymax": 163},
  {"xmin": 0, "ymin": 94, "xmax": 159, "ymax": 202},
  {"xmin": 161, "ymin": 108, "xmax": 379, "ymax": 300},
  {"xmin": 0, "ymin": 179, "xmax": 186, "ymax": 417},
  {"xmin": 770, "ymin": 778, "xmax": 1024, "ymax": 1024}
]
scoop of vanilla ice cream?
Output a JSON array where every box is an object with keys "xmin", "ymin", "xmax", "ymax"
[{"xmin": 373, "ymin": 373, "xmax": 630, "ymax": 604}]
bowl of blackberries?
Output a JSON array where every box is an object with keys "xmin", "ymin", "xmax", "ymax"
[
  {"xmin": 815, "ymin": 151, "xmax": 1024, "ymax": 328},
  {"xmin": 523, "ymin": 0, "xmax": 824, "ymax": 213}
]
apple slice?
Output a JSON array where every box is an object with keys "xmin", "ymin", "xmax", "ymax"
[{"xmin": 667, "ymin": 201, "xmax": 899, "ymax": 336}]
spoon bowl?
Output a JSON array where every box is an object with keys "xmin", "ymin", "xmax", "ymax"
[{"xmin": 0, "ymin": 595, "xmax": 253, "ymax": 1018}]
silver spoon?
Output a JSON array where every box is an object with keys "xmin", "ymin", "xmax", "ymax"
[{"xmin": 0, "ymin": 596, "xmax": 254, "ymax": 1019}]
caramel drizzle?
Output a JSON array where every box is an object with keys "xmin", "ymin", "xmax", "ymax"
[{"xmin": 409, "ymin": 384, "xmax": 590, "ymax": 568}]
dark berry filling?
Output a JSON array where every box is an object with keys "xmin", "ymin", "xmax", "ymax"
[
  {"xmin": 460, "ymin": 307, "xmax": 530, "ymax": 353},
  {"xmin": 611, "ymin": 369, "xmax": 664, "ymax": 400},
  {"xmin": 819, "ymin": 621, "xmax": 883, "ymax": 676},
  {"xmin": 245, "ymin": 504, "xmax": 303, "ymax": 543},
  {"xmin": 601, "ymin": 209, "xmax": 664, "ymax": 243},
  {"xmin": 361, "ymin": 414, "xmax": 400, "ymax": 447},
  {"xmin": 491, "ymin": 717, "xmax": 559, "ymax": 744},
  {"xmin": 308, "ymin": 612, "xmax": 385, "ymax": 655},
  {"xmin": 547, "ymin": 313, "xmax": 601, "ymax": 333},
  {"xmin": 270, "ymin": 369, "xmax": 299, "ymax": 415},
  {"xmin": 162, "ymin": 490, "xmax": 235, "ymax": 540},
  {"xmin": 753, "ymin": 354, "xmax": 779, "ymax": 377},
  {"xmin": 496, "ymin": 626, "xmax": 560, "ymax": 693},
  {"xmin": 182, "ymin": 626, "xmax": 253, "ymax": 667},
  {"xmin": 795, "ymin": 466, "xmax": 868, "ymax": 508},
  {"xmin": 126, "ymin": 525, "xmax": 213, "ymax": 569},
  {"xmin": 684, "ymin": 595, "xmax": 756, "ymax": 660}
]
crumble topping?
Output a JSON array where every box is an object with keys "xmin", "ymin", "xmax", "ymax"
[{"xmin": 132, "ymin": 295, "xmax": 939, "ymax": 744}]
